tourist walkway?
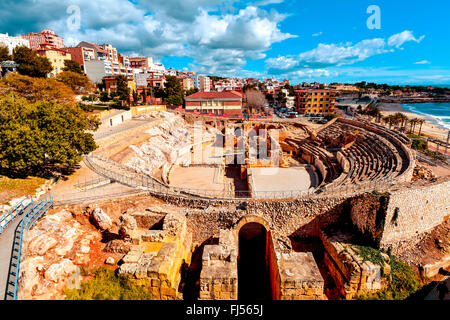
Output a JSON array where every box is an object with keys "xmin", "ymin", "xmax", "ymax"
[
  {"xmin": 93, "ymin": 118, "xmax": 157, "ymax": 140},
  {"xmin": 0, "ymin": 215, "xmax": 22, "ymax": 299}
]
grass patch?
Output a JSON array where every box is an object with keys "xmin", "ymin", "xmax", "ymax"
[
  {"xmin": 64, "ymin": 267, "xmax": 153, "ymax": 300},
  {"xmin": 354, "ymin": 248, "xmax": 421, "ymax": 300},
  {"xmin": 0, "ymin": 175, "xmax": 46, "ymax": 204},
  {"xmin": 409, "ymin": 135, "xmax": 448, "ymax": 163},
  {"xmin": 353, "ymin": 244, "xmax": 386, "ymax": 267}
]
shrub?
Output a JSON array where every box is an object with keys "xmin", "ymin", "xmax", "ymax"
[
  {"xmin": 65, "ymin": 267, "xmax": 153, "ymax": 300},
  {"xmin": 355, "ymin": 253, "xmax": 421, "ymax": 300}
]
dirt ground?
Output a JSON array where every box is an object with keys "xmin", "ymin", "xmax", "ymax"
[{"xmin": 395, "ymin": 219, "xmax": 450, "ymax": 279}]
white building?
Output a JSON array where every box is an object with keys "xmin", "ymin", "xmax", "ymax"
[
  {"xmin": 84, "ymin": 59, "xmax": 133, "ymax": 84},
  {"xmin": 0, "ymin": 33, "xmax": 30, "ymax": 54},
  {"xmin": 84, "ymin": 60, "xmax": 113, "ymax": 84},
  {"xmin": 200, "ymin": 76, "xmax": 211, "ymax": 92},
  {"xmin": 164, "ymin": 68, "xmax": 178, "ymax": 76}
]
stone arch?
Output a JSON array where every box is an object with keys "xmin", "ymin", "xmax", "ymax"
[
  {"xmin": 234, "ymin": 214, "xmax": 272, "ymax": 234},
  {"xmin": 234, "ymin": 215, "xmax": 276, "ymax": 300},
  {"xmin": 233, "ymin": 214, "xmax": 272, "ymax": 250}
]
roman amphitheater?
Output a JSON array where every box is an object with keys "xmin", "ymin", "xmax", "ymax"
[{"xmin": 13, "ymin": 111, "xmax": 450, "ymax": 300}]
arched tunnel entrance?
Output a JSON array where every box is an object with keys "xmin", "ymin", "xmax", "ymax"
[{"xmin": 238, "ymin": 222, "xmax": 273, "ymax": 300}]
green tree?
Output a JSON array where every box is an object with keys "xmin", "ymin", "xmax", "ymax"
[
  {"xmin": 141, "ymin": 89, "xmax": 147, "ymax": 104},
  {"xmin": 12, "ymin": 46, "xmax": 52, "ymax": 78},
  {"xmin": 0, "ymin": 95, "xmax": 99, "ymax": 177},
  {"xmin": 116, "ymin": 75, "xmax": 130, "ymax": 108},
  {"xmin": 63, "ymin": 59, "xmax": 83, "ymax": 74},
  {"xmin": 0, "ymin": 73, "xmax": 76, "ymax": 106},
  {"xmin": 185, "ymin": 88, "xmax": 199, "ymax": 96},
  {"xmin": 99, "ymin": 91, "xmax": 110, "ymax": 102},
  {"xmin": 0, "ymin": 45, "xmax": 11, "ymax": 62},
  {"xmin": 163, "ymin": 75, "xmax": 184, "ymax": 106},
  {"xmin": 277, "ymin": 91, "xmax": 287, "ymax": 106},
  {"xmin": 56, "ymin": 71, "xmax": 94, "ymax": 94},
  {"xmin": 132, "ymin": 89, "xmax": 139, "ymax": 106}
]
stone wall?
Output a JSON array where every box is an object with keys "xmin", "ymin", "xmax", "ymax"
[
  {"xmin": 380, "ymin": 177, "xmax": 450, "ymax": 248},
  {"xmin": 276, "ymin": 251, "xmax": 324, "ymax": 300},
  {"xmin": 199, "ymin": 230, "xmax": 238, "ymax": 300},
  {"xmin": 350, "ymin": 177, "xmax": 450, "ymax": 249},
  {"xmin": 181, "ymin": 196, "xmax": 349, "ymax": 245},
  {"xmin": 118, "ymin": 211, "xmax": 192, "ymax": 300},
  {"xmin": 319, "ymin": 227, "xmax": 390, "ymax": 299}
]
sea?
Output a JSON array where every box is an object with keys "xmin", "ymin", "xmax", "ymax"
[{"xmin": 400, "ymin": 102, "xmax": 450, "ymax": 130}]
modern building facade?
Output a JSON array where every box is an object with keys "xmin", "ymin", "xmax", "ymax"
[
  {"xmin": 0, "ymin": 33, "xmax": 30, "ymax": 54},
  {"xmin": 295, "ymin": 90, "xmax": 336, "ymax": 115},
  {"xmin": 22, "ymin": 30, "xmax": 64, "ymax": 50},
  {"xmin": 185, "ymin": 91, "xmax": 243, "ymax": 115},
  {"xmin": 76, "ymin": 41, "xmax": 133, "ymax": 84},
  {"xmin": 65, "ymin": 46, "xmax": 96, "ymax": 69}
]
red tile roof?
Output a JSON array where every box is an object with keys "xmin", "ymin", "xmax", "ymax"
[{"xmin": 185, "ymin": 91, "xmax": 243, "ymax": 100}]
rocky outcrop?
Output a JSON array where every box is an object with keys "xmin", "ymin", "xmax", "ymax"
[
  {"xmin": 19, "ymin": 209, "xmax": 98, "ymax": 300},
  {"xmin": 119, "ymin": 213, "xmax": 137, "ymax": 239},
  {"xmin": 44, "ymin": 259, "xmax": 77, "ymax": 283},
  {"xmin": 90, "ymin": 207, "xmax": 112, "ymax": 231}
]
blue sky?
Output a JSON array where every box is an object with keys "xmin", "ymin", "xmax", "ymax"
[{"xmin": 0, "ymin": 0, "xmax": 448, "ymax": 85}]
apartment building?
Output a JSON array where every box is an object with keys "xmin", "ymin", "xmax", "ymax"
[
  {"xmin": 129, "ymin": 57, "xmax": 153, "ymax": 69},
  {"xmin": 22, "ymin": 30, "xmax": 64, "ymax": 50},
  {"xmin": 65, "ymin": 46, "xmax": 96, "ymax": 69},
  {"xmin": 178, "ymin": 76, "xmax": 194, "ymax": 91},
  {"xmin": 36, "ymin": 44, "xmax": 71, "ymax": 77},
  {"xmin": 0, "ymin": 33, "xmax": 30, "ymax": 54},
  {"xmin": 103, "ymin": 75, "xmax": 136, "ymax": 93},
  {"xmin": 295, "ymin": 90, "xmax": 336, "ymax": 115},
  {"xmin": 77, "ymin": 41, "xmax": 133, "ymax": 84},
  {"xmin": 213, "ymin": 78, "xmax": 244, "ymax": 92}
]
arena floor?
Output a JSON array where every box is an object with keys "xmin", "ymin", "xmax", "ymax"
[{"xmin": 248, "ymin": 167, "xmax": 317, "ymax": 198}]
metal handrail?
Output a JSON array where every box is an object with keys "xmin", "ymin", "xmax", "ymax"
[
  {"xmin": 85, "ymin": 153, "xmax": 395, "ymax": 201},
  {"xmin": 0, "ymin": 197, "xmax": 32, "ymax": 234},
  {"xmin": 5, "ymin": 193, "xmax": 54, "ymax": 300}
]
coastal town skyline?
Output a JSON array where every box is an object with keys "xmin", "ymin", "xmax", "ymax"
[{"xmin": 0, "ymin": 0, "xmax": 449, "ymax": 85}]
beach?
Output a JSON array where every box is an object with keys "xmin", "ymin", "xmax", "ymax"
[{"xmin": 378, "ymin": 102, "xmax": 449, "ymax": 141}]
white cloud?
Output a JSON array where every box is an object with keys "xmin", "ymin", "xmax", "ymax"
[
  {"xmin": 414, "ymin": 60, "xmax": 431, "ymax": 65},
  {"xmin": 387, "ymin": 30, "xmax": 425, "ymax": 48},
  {"xmin": 312, "ymin": 32, "xmax": 323, "ymax": 37},
  {"xmin": 252, "ymin": 0, "xmax": 284, "ymax": 6},
  {"xmin": 0, "ymin": 0, "xmax": 295, "ymax": 76},
  {"xmin": 265, "ymin": 30, "xmax": 425, "ymax": 75}
]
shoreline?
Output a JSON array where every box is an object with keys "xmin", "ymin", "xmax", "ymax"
[{"xmin": 377, "ymin": 102, "xmax": 449, "ymax": 141}]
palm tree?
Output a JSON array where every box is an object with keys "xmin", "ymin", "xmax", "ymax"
[
  {"xmin": 400, "ymin": 113, "xmax": 408, "ymax": 132},
  {"xmin": 382, "ymin": 115, "xmax": 390, "ymax": 127},
  {"xmin": 391, "ymin": 113, "xmax": 401, "ymax": 130},
  {"xmin": 384, "ymin": 114, "xmax": 395, "ymax": 129},
  {"xmin": 409, "ymin": 118, "xmax": 417, "ymax": 134},
  {"xmin": 417, "ymin": 118, "xmax": 425, "ymax": 136}
]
